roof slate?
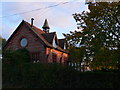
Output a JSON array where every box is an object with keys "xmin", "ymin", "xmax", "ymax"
[
  {"xmin": 58, "ymin": 39, "xmax": 66, "ymax": 49},
  {"xmin": 4, "ymin": 20, "xmax": 67, "ymax": 53},
  {"xmin": 41, "ymin": 32, "xmax": 55, "ymax": 44},
  {"xmin": 24, "ymin": 20, "xmax": 67, "ymax": 53}
]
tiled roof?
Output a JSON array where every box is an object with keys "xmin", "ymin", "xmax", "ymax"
[
  {"xmin": 58, "ymin": 39, "xmax": 65, "ymax": 49},
  {"xmin": 24, "ymin": 20, "xmax": 53, "ymax": 48},
  {"xmin": 41, "ymin": 32, "xmax": 55, "ymax": 44},
  {"xmin": 4, "ymin": 20, "xmax": 67, "ymax": 53},
  {"xmin": 24, "ymin": 21, "xmax": 45, "ymax": 34},
  {"xmin": 24, "ymin": 20, "xmax": 67, "ymax": 53}
]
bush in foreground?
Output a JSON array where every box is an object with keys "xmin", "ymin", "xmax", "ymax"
[{"xmin": 2, "ymin": 63, "xmax": 120, "ymax": 88}]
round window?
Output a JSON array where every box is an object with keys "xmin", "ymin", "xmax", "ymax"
[{"xmin": 20, "ymin": 38, "xmax": 28, "ymax": 47}]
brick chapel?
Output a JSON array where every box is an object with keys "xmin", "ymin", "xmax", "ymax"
[{"xmin": 3, "ymin": 18, "xmax": 68, "ymax": 63}]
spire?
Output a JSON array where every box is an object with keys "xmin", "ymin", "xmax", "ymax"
[{"xmin": 42, "ymin": 19, "xmax": 50, "ymax": 33}]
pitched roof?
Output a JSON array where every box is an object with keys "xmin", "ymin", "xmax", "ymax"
[
  {"xmin": 25, "ymin": 20, "xmax": 45, "ymax": 34},
  {"xmin": 41, "ymin": 32, "xmax": 55, "ymax": 44},
  {"xmin": 24, "ymin": 20, "xmax": 53, "ymax": 48},
  {"xmin": 25, "ymin": 20, "xmax": 67, "ymax": 53},
  {"xmin": 4, "ymin": 20, "xmax": 67, "ymax": 53},
  {"xmin": 58, "ymin": 39, "xmax": 66, "ymax": 49}
]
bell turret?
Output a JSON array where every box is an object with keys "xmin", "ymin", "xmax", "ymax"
[{"xmin": 42, "ymin": 19, "xmax": 50, "ymax": 33}]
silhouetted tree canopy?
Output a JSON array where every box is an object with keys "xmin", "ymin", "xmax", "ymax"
[
  {"xmin": 63, "ymin": 2, "xmax": 120, "ymax": 70},
  {"xmin": 0, "ymin": 36, "xmax": 7, "ymax": 54}
]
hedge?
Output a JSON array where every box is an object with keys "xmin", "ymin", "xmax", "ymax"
[{"xmin": 2, "ymin": 63, "xmax": 120, "ymax": 88}]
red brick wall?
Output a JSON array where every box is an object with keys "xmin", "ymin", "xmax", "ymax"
[
  {"xmin": 46, "ymin": 48, "xmax": 68, "ymax": 63},
  {"xmin": 5, "ymin": 23, "xmax": 47, "ymax": 63}
]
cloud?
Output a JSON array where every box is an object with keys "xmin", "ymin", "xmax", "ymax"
[
  {"xmin": 2, "ymin": 2, "xmax": 88, "ymax": 39},
  {"xmin": 2, "ymin": 24, "xmax": 15, "ymax": 39}
]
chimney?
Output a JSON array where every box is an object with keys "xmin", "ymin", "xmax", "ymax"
[{"xmin": 31, "ymin": 18, "xmax": 34, "ymax": 27}]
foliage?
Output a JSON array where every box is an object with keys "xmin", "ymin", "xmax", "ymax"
[
  {"xmin": 63, "ymin": 2, "xmax": 120, "ymax": 70},
  {"xmin": 0, "ymin": 36, "xmax": 6, "ymax": 47},
  {"xmin": 0, "ymin": 36, "xmax": 6, "ymax": 54},
  {"xmin": 90, "ymin": 47, "xmax": 119, "ymax": 70},
  {"xmin": 67, "ymin": 46, "xmax": 86, "ymax": 71},
  {"xmin": 68, "ymin": 46, "xmax": 85, "ymax": 62},
  {"xmin": 2, "ymin": 49, "xmax": 30, "ymax": 64},
  {"xmin": 2, "ymin": 63, "xmax": 120, "ymax": 88}
]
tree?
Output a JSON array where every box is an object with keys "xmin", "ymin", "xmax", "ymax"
[
  {"xmin": 0, "ymin": 36, "xmax": 6, "ymax": 47},
  {"xmin": 3, "ymin": 49, "xmax": 30, "ymax": 64},
  {"xmin": 0, "ymin": 36, "xmax": 6, "ymax": 54},
  {"xmin": 63, "ymin": 31, "xmax": 86, "ymax": 71},
  {"xmin": 2, "ymin": 38, "xmax": 7, "ymax": 47},
  {"xmin": 64, "ymin": 2, "xmax": 120, "ymax": 70}
]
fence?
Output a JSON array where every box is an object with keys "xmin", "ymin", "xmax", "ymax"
[{"xmin": 67, "ymin": 62, "xmax": 91, "ymax": 72}]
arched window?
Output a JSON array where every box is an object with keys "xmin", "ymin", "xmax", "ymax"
[
  {"xmin": 52, "ymin": 53, "xmax": 57, "ymax": 63},
  {"xmin": 60, "ymin": 57, "xmax": 62, "ymax": 63}
]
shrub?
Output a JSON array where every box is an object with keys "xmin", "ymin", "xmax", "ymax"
[
  {"xmin": 2, "ymin": 63, "xmax": 120, "ymax": 88},
  {"xmin": 2, "ymin": 49, "xmax": 30, "ymax": 64}
]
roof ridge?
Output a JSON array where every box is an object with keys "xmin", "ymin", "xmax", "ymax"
[
  {"xmin": 23, "ymin": 20, "xmax": 45, "ymax": 33},
  {"xmin": 4, "ymin": 20, "xmax": 67, "ymax": 53},
  {"xmin": 23, "ymin": 20, "xmax": 67, "ymax": 53},
  {"xmin": 42, "ymin": 32, "xmax": 56, "ymax": 35},
  {"xmin": 23, "ymin": 20, "xmax": 54, "ymax": 48}
]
